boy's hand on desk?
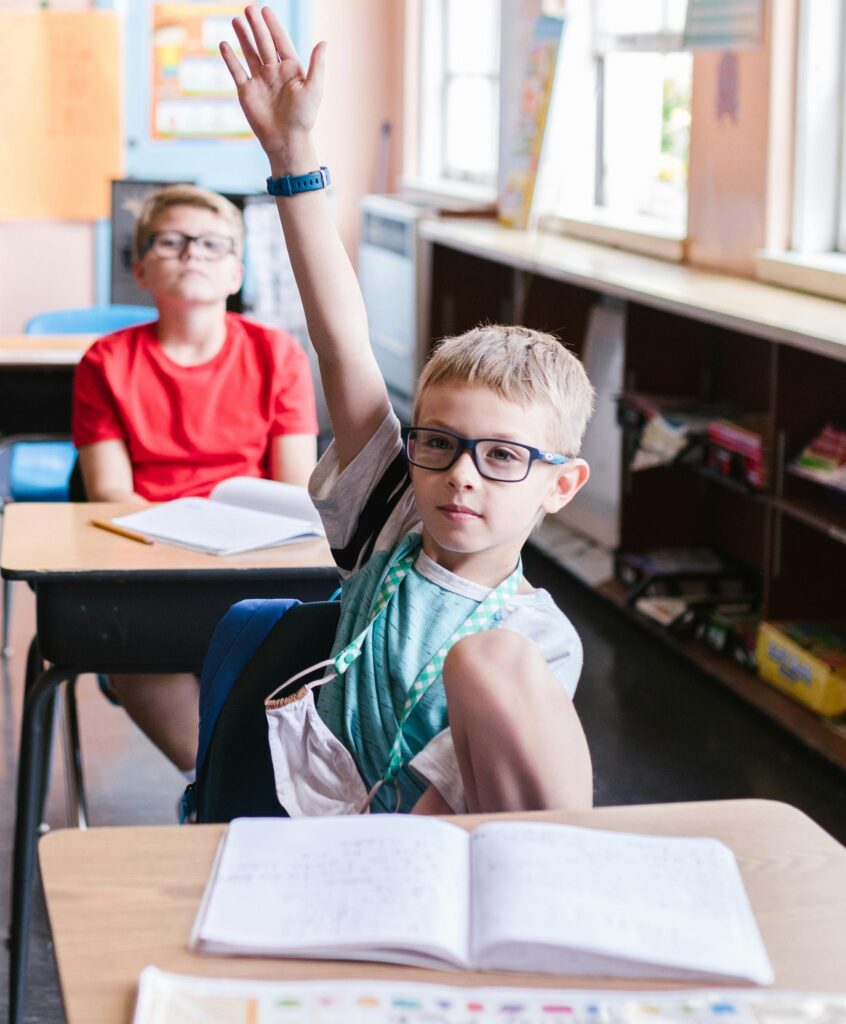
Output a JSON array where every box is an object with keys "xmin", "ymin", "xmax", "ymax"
[{"xmin": 221, "ymin": 5, "xmax": 325, "ymax": 166}]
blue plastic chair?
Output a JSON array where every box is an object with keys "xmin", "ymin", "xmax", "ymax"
[{"xmin": 24, "ymin": 304, "xmax": 155, "ymax": 336}]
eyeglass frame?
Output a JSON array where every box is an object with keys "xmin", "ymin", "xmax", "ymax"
[
  {"xmin": 401, "ymin": 426, "xmax": 571, "ymax": 483},
  {"xmin": 139, "ymin": 230, "xmax": 238, "ymax": 261}
]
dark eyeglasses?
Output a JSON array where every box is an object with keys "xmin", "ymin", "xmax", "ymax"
[
  {"xmin": 402, "ymin": 427, "xmax": 570, "ymax": 483},
  {"xmin": 141, "ymin": 231, "xmax": 236, "ymax": 261}
]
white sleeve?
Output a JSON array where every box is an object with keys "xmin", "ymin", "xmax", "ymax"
[
  {"xmin": 308, "ymin": 409, "xmax": 418, "ymax": 575},
  {"xmin": 409, "ymin": 730, "xmax": 467, "ymax": 814}
]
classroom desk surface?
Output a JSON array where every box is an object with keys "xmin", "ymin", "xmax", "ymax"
[
  {"xmin": 0, "ymin": 334, "xmax": 95, "ymax": 366},
  {"xmin": 39, "ymin": 800, "xmax": 846, "ymax": 1024},
  {"xmin": 2, "ymin": 501, "xmax": 339, "ymax": 1024},
  {"xmin": 1, "ymin": 501, "xmax": 335, "ymax": 577}
]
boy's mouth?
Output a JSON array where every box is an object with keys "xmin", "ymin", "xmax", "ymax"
[{"xmin": 437, "ymin": 504, "xmax": 481, "ymax": 520}]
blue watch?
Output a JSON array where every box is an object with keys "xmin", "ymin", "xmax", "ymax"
[{"xmin": 266, "ymin": 166, "xmax": 331, "ymax": 197}]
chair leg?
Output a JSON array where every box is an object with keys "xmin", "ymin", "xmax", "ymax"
[
  {"xmin": 2, "ymin": 579, "xmax": 13, "ymax": 658},
  {"xmin": 24, "ymin": 637, "xmax": 53, "ymax": 827},
  {"xmin": 9, "ymin": 665, "xmax": 73, "ymax": 1024},
  {"xmin": 62, "ymin": 678, "xmax": 88, "ymax": 830}
]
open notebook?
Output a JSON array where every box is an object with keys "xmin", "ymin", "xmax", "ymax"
[
  {"xmin": 190, "ymin": 816, "xmax": 773, "ymax": 984},
  {"xmin": 111, "ymin": 477, "xmax": 324, "ymax": 556}
]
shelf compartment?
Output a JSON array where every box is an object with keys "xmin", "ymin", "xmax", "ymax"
[{"xmin": 598, "ymin": 579, "xmax": 846, "ymax": 772}]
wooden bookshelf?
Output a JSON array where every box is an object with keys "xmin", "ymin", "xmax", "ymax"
[{"xmin": 421, "ymin": 219, "xmax": 846, "ymax": 773}]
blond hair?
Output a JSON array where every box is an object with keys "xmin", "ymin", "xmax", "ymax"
[
  {"xmin": 414, "ymin": 324, "xmax": 595, "ymax": 456},
  {"xmin": 133, "ymin": 184, "xmax": 244, "ymax": 260}
]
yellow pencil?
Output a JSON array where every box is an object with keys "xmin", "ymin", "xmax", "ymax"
[{"xmin": 89, "ymin": 518, "xmax": 154, "ymax": 546}]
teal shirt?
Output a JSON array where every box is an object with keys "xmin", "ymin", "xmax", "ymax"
[{"xmin": 316, "ymin": 537, "xmax": 482, "ymax": 813}]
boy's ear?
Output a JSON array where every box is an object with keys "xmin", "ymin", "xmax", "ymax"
[
  {"xmin": 131, "ymin": 259, "xmax": 147, "ymax": 288},
  {"xmin": 227, "ymin": 258, "xmax": 245, "ymax": 297},
  {"xmin": 541, "ymin": 458, "xmax": 590, "ymax": 515}
]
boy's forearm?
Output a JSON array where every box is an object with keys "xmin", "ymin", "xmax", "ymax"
[{"xmin": 268, "ymin": 139, "xmax": 390, "ymax": 457}]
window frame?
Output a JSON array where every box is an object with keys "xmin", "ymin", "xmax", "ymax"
[
  {"xmin": 791, "ymin": 0, "xmax": 846, "ymax": 255},
  {"xmin": 406, "ymin": 0, "xmax": 501, "ymax": 200}
]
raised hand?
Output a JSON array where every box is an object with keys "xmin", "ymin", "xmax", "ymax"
[{"xmin": 220, "ymin": 5, "xmax": 325, "ymax": 165}]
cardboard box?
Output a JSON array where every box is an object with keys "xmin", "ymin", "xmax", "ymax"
[{"xmin": 756, "ymin": 621, "xmax": 846, "ymax": 717}]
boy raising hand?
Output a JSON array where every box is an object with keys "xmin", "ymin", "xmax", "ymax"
[{"xmin": 221, "ymin": 7, "xmax": 594, "ymax": 814}]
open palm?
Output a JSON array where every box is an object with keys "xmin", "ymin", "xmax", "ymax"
[{"xmin": 220, "ymin": 5, "xmax": 325, "ymax": 160}]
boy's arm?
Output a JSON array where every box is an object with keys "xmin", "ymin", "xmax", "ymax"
[
  {"xmin": 77, "ymin": 441, "xmax": 148, "ymax": 504},
  {"xmin": 271, "ymin": 434, "xmax": 317, "ymax": 488},
  {"xmin": 221, "ymin": 6, "xmax": 390, "ymax": 471}
]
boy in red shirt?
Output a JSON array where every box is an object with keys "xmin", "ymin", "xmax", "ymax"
[{"xmin": 72, "ymin": 184, "xmax": 319, "ymax": 774}]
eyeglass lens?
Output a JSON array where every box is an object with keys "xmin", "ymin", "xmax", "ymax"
[
  {"xmin": 149, "ymin": 231, "xmax": 235, "ymax": 260},
  {"xmin": 407, "ymin": 429, "xmax": 531, "ymax": 481}
]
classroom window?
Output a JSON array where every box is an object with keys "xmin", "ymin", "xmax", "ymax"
[
  {"xmin": 416, "ymin": 0, "xmax": 501, "ymax": 192},
  {"xmin": 792, "ymin": 0, "xmax": 846, "ymax": 255},
  {"xmin": 537, "ymin": 0, "xmax": 691, "ymax": 241}
]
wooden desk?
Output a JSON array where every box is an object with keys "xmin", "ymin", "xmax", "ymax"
[
  {"xmin": 39, "ymin": 800, "xmax": 846, "ymax": 1024},
  {"xmin": 0, "ymin": 334, "xmax": 94, "ymax": 367},
  {"xmin": 1, "ymin": 502, "xmax": 339, "ymax": 1024}
]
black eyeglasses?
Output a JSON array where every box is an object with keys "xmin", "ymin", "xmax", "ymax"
[
  {"xmin": 141, "ymin": 231, "xmax": 236, "ymax": 261},
  {"xmin": 402, "ymin": 427, "xmax": 570, "ymax": 483}
]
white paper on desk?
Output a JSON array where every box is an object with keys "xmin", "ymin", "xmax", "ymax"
[
  {"xmin": 133, "ymin": 974, "xmax": 846, "ymax": 1024},
  {"xmin": 111, "ymin": 477, "xmax": 324, "ymax": 556}
]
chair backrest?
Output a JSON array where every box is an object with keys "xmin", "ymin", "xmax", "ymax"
[
  {"xmin": 193, "ymin": 600, "xmax": 342, "ymax": 824},
  {"xmin": 7, "ymin": 441, "xmax": 77, "ymax": 502},
  {"xmin": 25, "ymin": 304, "xmax": 156, "ymax": 336}
]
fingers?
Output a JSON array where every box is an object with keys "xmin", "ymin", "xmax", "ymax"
[
  {"xmin": 219, "ymin": 40, "xmax": 248, "ymax": 86},
  {"xmin": 231, "ymin": 15, "xmax": 263, "ymax": 77},
  {"xmin": 262, "ymin": 6, "xmax": 301, "ymax": 65},
  {"xmin": 245, "ymin": 4, "xmax": 279, "ymax": 65},
  {"xmin": 306, "ymin": 40, "xmax": 327, "ymax": 95}
]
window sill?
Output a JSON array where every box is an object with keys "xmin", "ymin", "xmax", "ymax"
[
  {"xmin": 397, "ymin": 175, "xmax": 497, "ymax": 212},
  {"xmin": 755, "ymin": 250, "xmax": 846, "ymax": 303},
  {"xmin": 539, "ymin": 210, "xmax": 686, "ymax": 263}
]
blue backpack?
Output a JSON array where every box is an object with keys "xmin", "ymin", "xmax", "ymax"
[{"xmin": 181, "ymin": 598, "xmax": 300, "ymax": 822}]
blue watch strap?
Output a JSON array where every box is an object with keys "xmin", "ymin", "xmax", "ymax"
[{"xmin": 266, "ymin": 166, "xmax": 331, "ymax": 197}]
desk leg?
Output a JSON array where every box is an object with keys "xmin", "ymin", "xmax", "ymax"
[
  {"xmin": 62, "ymin": 679, "xmax": 88, "ymax": 830},
  {"xmin": 9, "ymin": 665, "xmax": 73, "ymax": 1024}
]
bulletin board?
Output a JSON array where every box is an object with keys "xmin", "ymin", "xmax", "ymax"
[
  {"xmin": 151, "ymin": 2, "xmax": 251, "ymax": 139},
  {"xmin": 0, "ymin": 10, "xmax": 122, "ymax": 220}
]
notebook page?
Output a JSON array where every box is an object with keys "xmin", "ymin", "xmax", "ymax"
[
  {"xmin": 210, "ymin": 477, "xmax": 324, "ymax": 531},
  {"xmin": 469, "ymin": 822, "xmax": 773, "ymax": 983},
  {"xmin": 112, "ymin": 498, "xmax": 319, "ymax": 555},
  {"xmin": 194, "ymin": 816, "xmax": 470, "ymax": 965}
]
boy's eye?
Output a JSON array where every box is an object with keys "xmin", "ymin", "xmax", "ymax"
[
  {"xmin": 199, "ymin": 235, "xmax": 233, "ymax": 256},
  {"xmin": 156, "ymin": 234, "xmax": 182, "ymax": 251},
  {"xmin": 423, "ymin": 434, "xmax": 455, "ymax": 451},
  {"xmin": 486, "ymin": 445, "xmax": 523, "ymax": 463}
]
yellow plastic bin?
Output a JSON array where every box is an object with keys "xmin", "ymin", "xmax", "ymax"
[{"xmin": 756, "ymin": 621, "xmax": 846, "ymax": 717}]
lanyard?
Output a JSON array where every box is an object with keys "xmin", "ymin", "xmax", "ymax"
[{"xmin": 333, "ymin": 532, "xmax": 522, "ymax": 787}]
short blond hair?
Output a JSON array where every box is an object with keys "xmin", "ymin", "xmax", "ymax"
[
  {"xmin": 133, "ymin": 184, "xmax": 244, "ymax": 260},
  {"xmin": 414, "ymin": 324, "xmax": 595, "ymax": 456}
]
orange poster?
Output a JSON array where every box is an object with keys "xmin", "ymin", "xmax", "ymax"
[
  {"xmin": 152, "ymin": 3, "xmax": 250, "ymax": 139},
  {"xmin": 0, "ymin": 11, "xmax": 122, "ymax": 221}
]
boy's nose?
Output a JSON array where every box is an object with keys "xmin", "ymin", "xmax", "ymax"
[{"xmin": 445, "ymin": 450, "xmax": 480, "ymax": 487}]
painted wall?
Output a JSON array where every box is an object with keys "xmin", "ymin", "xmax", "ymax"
[
  {"xmin": 0, "ymin": 0, "xmax": 405, "ymax": 333},
  {"xmin": 686, "ymin": 0, "xmax": 793, "ymax": 275},
  {"xmin": 0, "ymin": 0, "xmax": 96, "ymax": 333},
  {"xmin": 311, "ymin": 0, "xmax": 405, "ymax": 258}
]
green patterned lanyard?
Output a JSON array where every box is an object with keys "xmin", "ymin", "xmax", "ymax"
[{"xmin": 332, "ymin": 532, "xmax": 522, "ymax": 788}]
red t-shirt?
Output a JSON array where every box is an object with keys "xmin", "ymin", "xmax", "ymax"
[{"xmin": 72, "ymin": 313, "xmax": 318, "ymax": 501}]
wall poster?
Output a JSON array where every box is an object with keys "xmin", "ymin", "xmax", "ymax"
[{"xmin": 151, "ymin": 2, "xmax": 251, "ymax": 139}]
